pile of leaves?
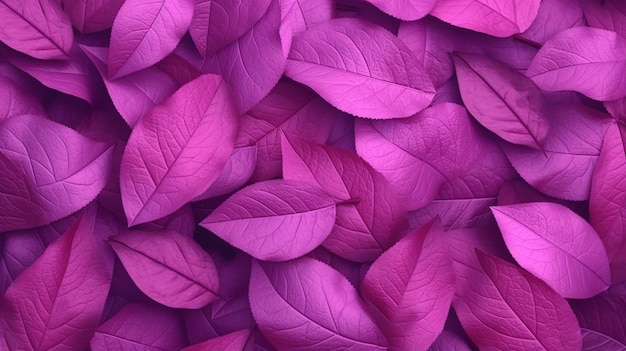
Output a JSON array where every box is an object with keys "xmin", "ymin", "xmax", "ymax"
[{"xmin": 1, "ymin": 0, "xmax": 625, "ymax": 350}]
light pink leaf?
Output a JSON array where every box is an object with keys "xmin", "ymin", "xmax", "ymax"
[
  {"xmin": 109, "ymin": 229, "xmax": 220, "ymax": 308},
  {"xmin": 181, "ymin": 329, "xmax": 252, "ymax": 351},
  {"xmin": 453, "ymin": 250, "xmax": 582, "ymax": 351},
  {"xmin": 520, "ymin": 0, "xmax": 584, "ymax": 44},
  {"xmin": 0, "ymin": 0, "xmax": 73, "ymax": 59},
  {"xmin": 430, "ymin": 0, "xmax": 540, "ymax": 37},
  {"xmin": 249, "ymin": 257, "xmax": 388, "ymax": 350},
  {"xmin": 362, "ymin": 0, "xmax": 435, "ymax": 20},
  {"xmin": 281, "ymin": 135, "xmax": 407, "ymax": 262},
  {"xmin": 120, "ymin": 74, "xmax": 238, "ymax": 226},
  {"xmin": 582, "ymin": 0, "xmax": 626, "ymax": 41},
  {"xmin": 201, "ymin": 179, "xmax": 336, "ymax": 261},
  {"xmin": 0, "ymin": 115, "xmax": 114, "ymax": 232},
  {"xmin": 63, "ymin": 0, "xmax": 125, "ymax": 33},
  {"xmin": 2, "ymin": 207, "xmax": 113, "ymax": 351},
  {"xmin": 285, "ymin": 17, "xmax": 434, "ymax": 119},
  {"xmin": 355, "ymin": 103, "xmax": 479, "ymax": 211},
  {"xmin": 492, "ymin": 202, "xmax": 611, "ymax": 298},
  {"xmin": 527, "ymin": 27, "xmax": 626, "ymax": 101},
  {"xmin": 0, "ymin": 76, "xmax": 44, "ymax": 120},
  {"xmin": 90, "ymin": 303, "xmax": 187, "ymax": 350},
  {"xmin": 590, "ymin": 123, "xmax": 626, "ymax": 283},
  {"xmin": 108, "ymin": 0, "xmax": 194, "ymax": 79},
  {"xmin": 452, "ymin": 51, "xmax": 549, "ymax": 149},
  {"xmin": 193, "ymin": 146, "xmax": 257, "ymax": 201},
  {"xmin": 361, "ymin": 221, "xmax": 455, "ymax": 351},
  {"xmin": 581, "ymin": 329, "xmax": 626, "ymax": 351}
]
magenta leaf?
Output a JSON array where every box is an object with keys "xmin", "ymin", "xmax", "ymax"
[
  {"xmin": 361, "ymin": 221, "xmax": 455, "ymax": 351},
  {"xmin": 62, "ymin": 0, "xmax": 125, "ymax": 33},
  {"xmin": 120, "ymin": 74, "xmax": 238, "ymax": 226},
  {"xmin": 452, "ymin": 51, "xmax": 549, "ymax": 149},
  {"xmin": 0, "ymin": 115, "xmax": 114, "ymax": 232},
  {"xmin": 362, "ymin": 0, "xmax": 436, "ymax": 21},
  {"xmin": 492, "ymin": 202, "xmax": 611, "ymax": 298},
  {"xmin": 109, "ymin": 229, "xmax": 220, "ymax": 308},
  {"xmin": 193, "ymin": 146, "xmax": 258, "ymax": 201},
  {"xmin": 90, "ymin": 303, "xmax": 187, "ymax": 350},
  {"xmin": 181, "ymin": 329, "xmax": 253, "ymax": 351},
  {"xmin": 527, "ymin": 27, "xmax": 626, "ymax": 101},
  {"xmin": 280, "ymin": 0, "xmax": 333, "ymax": 56},
  {"xmin": 108, "ymin": 0, "xmax": 193, "ymax": 79},
  {"xmin": 0, "ymin": 0, "xmax": 73, "ymax": 59},
  {"xmin": 428, "ymin": 331, "xmax": 473, "ymax": 351},
  {"xmin": 581, "ymin": 328, "xmax": 626, "ymax": 351},
  {"xmin": 201, "ymin": 179, "xmax": 336, "ymax": 261},
  {"xmin": 136, "ymin": 203, "xmax": 196, "ymax": 237},
  {"xmin": 281, "ymin": 134, "xmax": 407, "ymax": 262},
  {"xmin": 184, "ymin": 293, "xmax": 254, "ymax": 343},
  {"xmin": 249, "ymin": 257, "xmax": 388, "ymax": 350},
  {"xmin": 355, "ymin": 103, "xmax": 479, "ymax": 211},
  {"xmin": 520, "ymin": 0, "xmax": 584, "ymax": 44},
  {"xmin": 156, "ymin": 53, "xmax": 202, "ymax": 87},
  {"xmin": 285, "ymin": 17, "xmax": 435, "ymax": 119},
  {"xmin": 0, "ymin": 76, "xmax": 44, "ymax": 120},
  {"xmin": 2, "ymin": 207, "xmax": 113, "ymax": 351},
  {"xmin": 454, "ymin": 250, "xmax": 582, "ymax": 351},
  {"xmin": 590, "ymin": 123, "xmax": 626, "ymax": 283},
  {"xmin": 582, "ymin": 0, "xmax": 626, "ymax": 42},
  {"xmin": 571, "ymin": 288, "xmax": 626, "ymax": 346}
]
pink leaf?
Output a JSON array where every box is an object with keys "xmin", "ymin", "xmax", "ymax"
[
  {"xmin": 590, "ymin": 123, "xmax": 626, "ymax": 283},
  {"xmin": 428, "ymin": 331, "xmax": 473, "ymax": 351},
  {"xmin": 108, "ymin": 0, "xmax": 194, "ymax": 79},
  {"xmin": 361, "ymin": 221, "xmax": 455, "ymax": 351},
  {"xmin": 62, "ymin": 0, "xmax": 125, "ymax": 33},
  {"xmin": 281, "ymin": 134, "xmax": 407, "ymax": 262},
  {"xmin": 454, "ymin": 250, "xmax": 582, "ymax": 351},
  {"xmin": 249, "ymin": 257, "xmax": 388, "ymax": 350},
  {"xmin": 90, "ymin": 303, "xmax": 187, "ymax": 350},
  {"xmin": 285, "ymin": 17, "xmax": 435, "ymax": 119},
  {"xmin": 120, "ymin": 74, "xmax": 238, "ymax": 226},
  {"xmin": 527, "ymin": 27, "xmax": 626, "ymax": 101},
  {"xmin": 0, "ymin": 76, "xmax": 44, "ymax": 120},
  {"xmin": 109, "ymin": 229, "xmax": 220, "ymax": 308},
  {"xmin": 430, "ymin": 0, "xmax": 540, "ymax": 37},
  {"xmin": 181, "ymin": 329, "xmax": 252, "ymax": 351},
  {"xmin": 520, "ymin": 0, "xmax": 584, "ymax": 44},
  {"xmin": 582, "ymin": 0, "xmax": 626, "ymax": 41},
  {"xmin": 452, "ymin": 51, "xmax": 549, "ymax": 149},
  {"xmin": 355, "ymin": 103, "xmax": 479, "ymax": 211},
  {"xmin": 201, "ymin": 179, "xmax": 336, "ymax": 261},
  {"xmin": 193, "ymin": 146, "xmax": 258, "ymax": 200},
  {"xmin": 492, "ymin": 202, "xmax": 611, "ymax": 298},
  {"xmin": 2, "ymin": 207, "xmax": 113, "ymax": 351},
  {"xmin": 156, "ymin": 53, "xmax": 201, "ymax": 87},
  {"xmin": 0, "ymin": 115, "xmax": 114, "ymax": 232},
  {"xmin": 0, "ymin": 0, "xmax": 73, "ymax": 59},
  {"xmin": 280, "ymin": 0, "xmax": 333, "ymax": 56},
  {"xmin": 362, "ymin": 0, "xmax": 436, "ymax": 21}
]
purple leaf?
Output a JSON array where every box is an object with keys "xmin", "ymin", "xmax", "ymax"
[
  {"xmin": 503, "ymin": 94, "xmax": 611, "ymax": 200},
  {"xmin": 137, "ymin": 204, "xmax": 196, "ymax": 237},
  {"xmin": 454, "ymin": 250, "xmax": 582, "ymax": 351},
  {"xmin": 520, "ymin": 0, "xmax": 584, "ymax": 44},
  {"xmin": 571, "ymin": 289, "xmax": 626, "ymax": 346},
  {"xmin": 249, "ymin": 257, "xmax": 388, "ymax": 350},
  {"xmin": 361, "ymin": 221, "xmax": 455, "ymax": 351},
  {"xmin": 362, "ymin": 0, "xmax": 436, "ymax": 21},
  {"xmin": 307, "ymin": 247, "xmax": 370, "ymax": 289},
  {"xmin": 81, "ymin": 45, "xmax": 177, "ymax": 128},
  {"xmin": 527, "ymin": 26, "xmax": 626, "ymax": 101},
  {"xmin": 108, "ymin": 0, "xmax": 193, "ymax": 78},
  {"xmin": 0, "ymin": 0, "xmax": 73, "ymax": 59},
  {"xmin": 430, "ymin": 0, "xmax": 540, "ymax": 37},
  {"xmin": 201, "ymin": 179, "xmax": 336, "ymax": 261},
  {"xmin": 182, "ymin": 329, "xmax": 253, "ymax": 351},
  {"xmin": 0, "ymin": 76, "xmax": 44, "ymax": 120},
  {"xmin": 194, "ymin": 146, "xmax": 257, "ymax": 201},
  {"xmin": 90, "ymin": 303, "xmax": 187, "ymax": 351},
  {"xmin": 452, "ymin": 51, "xmax": 549, "ymax": 149},
  {"xmin": 582, "ymin": 0, "xmax": 626, "ymax": 41},
  {"xmin": 285, "ymin": 17, "xmax": 435, "ymax": 119},
  {"xmin": 0, "ymin": 115, "xmax": 114, "ymax": 232},
  {"xmin": 120, "ymin": 74, "xmax": 238, "ymax": 226},
  {"xmin": 184, "ymin": 292, "xmax": 254, "ymax": 343},
  {"xmin": 492, "ymin": 202, "xmax": 611, "ymax": 298},
  {"xmin": 590, "ymin": 123, "xmax": 626, "ymax": 283},
  {"xmin": 428, "ymin": 331, "xmax": 473, "ymax": 351},
  {"xmin": 280, "ymin": 0, "xmax": 333, "ymax": 56},
  {"xmin": 156, "ymin": 53, "xmax": 202, "ymax": 87},
  {"xmin": 281, "ymin": 134, "xmax": 407, "ymax": 262},
  {"xmin": 581, "ymin": 328, "xmax": 626, "ymax": 351},
  {"xmin": 62, "ymin": 0, "xmax": 125, "ymax": 33},
  {"xmin": 355, "ymin": 103, "xmax": 479, "ymax": 211},
  {"xmin": 109, "ymin": 229, "xmax": 220, "ymax": 308},
  {"xmin": 2, "ymin": 207, "xmax": 113, "ymax": 351}
]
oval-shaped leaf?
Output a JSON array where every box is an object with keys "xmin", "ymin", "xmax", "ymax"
[
  {"xmin": 363, "ymin": 0, "xmax": 436, "ymax": 21},
  {"xmin": 361, "ymin": 221, "xmax": 455, "ymax": 351},
  {"xmin": 452, "ymin": 51, "xmax": 549, "ymax": 149},
  {"xmin": 63, "ymin": 0, "xmax": 124, "ymax": 33},
  {"xmin": 527, "ymin": 27, "xmax": 626, "ymax": 101},
  {"xmin": 285, "ymin": 17, "xmax": 435, "ymax": 119},
  {"xmin": 108, "ymin": 229, "xmax": 220, "ymax": 309},
  {"xmin": 120, "ymin": 74, "xmax": 238, "ymax": 226},
  {"xmin": 492, "ymin": 202, "xmax": 611, "ymax": 298},
  {"xmin": 249, "ymin": 257, "xmax": 388, "ymax": 350},
  {"xmin": 430, "ymin": 0, "xmax": 540, "ymax": 37},
  {"xmin": 0, "ymin": 115, "xmax": 114, "ymax": 232},
  {"xmin": 0, "ymin": 0, "xmax": 73, "ymax": 59},
  {"xmin": 108, "ymin": 0, "xmax": 194, "ymax": 79},
  {"xmin": 201, "ymin": 179, "xmax": 336, "ymax": 261}
]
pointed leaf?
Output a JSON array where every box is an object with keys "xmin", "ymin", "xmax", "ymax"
[
  {"xmin": 492, "ymin": 202, "xmax": 611, "ymax": 298},
  {"xmin": 520, "ymin": 0, "xmax": 584, "ymax": 44},
  {"xmin": 181, "ymin": 329, "xmax": 253, "ymax": 351},
  {"xmin": 363, "ymin": 0, "xmax": 435, "ymax": 21},
  {"xmin": 120, "ymin": 74, "xmax": 238, "ymax": 226},
  {"xmin": 581, "ymin": 0, "xmax": 626, "ymax": 46},
  {"xmin": 249, "ymin": 257, "xmax": 388, "ymax": 350},
  {"xmin": 280, "ymin": 0, "xmax": 333, "ymax": 55},
  {"xmin": 193, "ymin": 146, "xmax": 257, "ymax": 200},
  {"xmin": 63, "ymin": 0, "xmax": 125, "ymax": 33},
  {"xmin": 285, "ymin": 17, "xmax": 435, "ymax": 119},
  {"xmin": 109, "ymin": 229, "xmax": 220, "ymax": 308}
]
